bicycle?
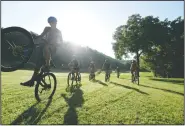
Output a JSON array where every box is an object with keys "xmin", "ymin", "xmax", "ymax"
[
  {"xmin": 1, "ymin": 26, "xmax": 57, "ymax": 102},
  {"xmin": 132, "ymin": 71, "xmax": 139, "ymax": 85},
  {"xmin": 66, "ymin": 67, "xmax": 81, "ymax": 92}
]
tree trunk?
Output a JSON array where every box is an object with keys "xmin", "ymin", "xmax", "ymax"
[{"xmin": 136, "ymin": 52, "xmax": 140, "ymax": 77}]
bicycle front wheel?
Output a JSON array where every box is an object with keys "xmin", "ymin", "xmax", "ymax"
[
  {"xmin": 107, "ymin": 74, "xmax": 110, "ymax": 82},
  {"xmin": 35, "ymin": 73, "xmax": 57, "ymax": 102},
  {"xmin": 66, "ymin": 72, "xmax": 74, "ymax": 92},
  {"xmin": 76, "ymin": 73, "xmax": 81, "ymax": 84},
  {"xmin": 1, "ymin": 27, "xmax": 34, "ymax": 72},
  {"xmin": 105, "ymin": 74, "xmax": 107, "ymax": 82}
]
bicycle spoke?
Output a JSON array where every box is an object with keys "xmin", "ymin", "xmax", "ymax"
[
  {"xmin": 12, "ymin": 41, "xmax": 17, "ymax": 47},
  {"xmin": 6, "ymin": 40, "xmax": 14, "ymax": 49}
]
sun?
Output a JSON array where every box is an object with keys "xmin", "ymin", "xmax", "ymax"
[{"xmin": 57, "ymin": 8, "xmax": 100, "ymax": 47}]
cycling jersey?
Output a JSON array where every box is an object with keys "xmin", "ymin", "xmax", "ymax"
[
  {"xmin": 89, "ymin": 62, "xmax": 95, "ymax": 69},
  {"xmin": 130, "ymin": 63, "xmax": 138, "ymax": 71},
  {"xmin": 116, "ymin": 68, "xmax": 120, "ymax": 73},
  {"xmin": 70, "ymin": 59, "xmax": 79, "ymax": 68},
  {"xmin": 42, "ymin": 27, "xmax": 63, "ymax": 45},
  {"xmin": 103, "ymin": 62, "xmax": 111, "ymax": 70}
]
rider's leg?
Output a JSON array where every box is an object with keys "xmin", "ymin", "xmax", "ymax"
[
  {"xmin": 43, "ymin": 44, "xmax": 51, "ymax": 70},
  {"xmin": 105, "ymin": 70, "xmax": 108, "ymax": 77},
  {"xmin": 131, "ymin": 70, "xmax": 134, "ymax": 82},
  {"xmin": 20, "ymin": 45, "xmax": 44, "ymax": 86},
  {"xmin": 76, "ymin": 68, "xmax": 79, "ymax": 80}
]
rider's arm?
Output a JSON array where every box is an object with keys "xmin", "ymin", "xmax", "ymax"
[
  {"xmin": 130, "ymin": 64, "xmax": 133, "ymax": 70},
  {"xmin": 59, "ymin": 31, "xmax": 63, "ymax": 44},
  {"xmin": 38, "ymin": 27, "xmax": 50, "ymax": 38},
  {"xmin": 77, "ymin": 61, "xmax": 80, "ymax": 68},
  {"xmin": 68, "ymin": 62, "xmax": 72, "ymax": 68}
]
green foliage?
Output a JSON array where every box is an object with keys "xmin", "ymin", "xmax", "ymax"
[{"xmin": 112, "ymin": 14, "xmax": 184, "ymax": 78}]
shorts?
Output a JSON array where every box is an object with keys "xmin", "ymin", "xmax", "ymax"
[
  {"xmin": 105, "ymin": 70, "xmax": 111, "ymax": 74},
  {"xmin": 71, "ymin": 67, "xmax": 79, "ymax": 73},
  {"xmin": 89, "ymin": 68, "xmax": 95, "ymax": 73},
  {"xmin": 43, "ymin": 44, "xmax": 56, "ymax": 57},
  {"xmin": 131, "ymin": 69, "xmax": 137, "ymax": 75}
]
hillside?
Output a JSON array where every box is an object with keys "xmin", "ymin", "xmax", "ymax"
[{"xmin": 25, "ymin": 32, "xmax": 129, "ymax": 72}]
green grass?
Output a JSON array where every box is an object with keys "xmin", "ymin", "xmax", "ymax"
[{"xmin": 1, "ymin": 70, "xmax": 184, "ymax": 125}]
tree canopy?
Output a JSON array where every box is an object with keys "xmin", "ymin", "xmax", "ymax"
[{"xmin": 112, "ymin": 14, "xmax": 184, "ymax": 78}]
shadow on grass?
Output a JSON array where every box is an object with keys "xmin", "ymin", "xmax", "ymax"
[
  {"xmin": 61, "ymin": 85, "xmax": 84, "ymax": 125},
  {"xmin": 149, "ymin": 78, "xmax": 184, "ymax": 85},
  {"xmin": 120, "ymin": 78, "xmax": 131, "ymax": 80},
  {"xmin": 94, "ymin": 79, "xmax": 108, "ymax": 86},
  {"xmin": 11, "ymin": 99, "xmax": 52, "ymax": 125},
  {"xmin": 110, "ymin": 81, "xmax": 149, "ymax": 95},
  {"xmin": 145, "ymin": 75, "xmax": 153, "ymax": 78},
  {"xmin": 139, "ymin": 84, "xmax": 184, "ymax": 96}
]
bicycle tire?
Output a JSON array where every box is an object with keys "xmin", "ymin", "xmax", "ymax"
[
  {"xmin": 35, "ymin": 72, "xmax": 57, "ymax": 102},
  {"xmin": 1, "ymin": 27, "xmax": 34, "ymax": 72},
  {"xmin": 76, "ymin": 73, "xmax": 81, "ymax": 84},
  {"xmin": 93, "ymin": 73, "xmax": 95, "ymax": 81},
  {"xmin": 107, "ymin": 74, "xmax": 110, "ymax": 82},
  {"xmin": 67, "ymin": 72, "xmax": 74, "ymax": 87},
  {"xmin": 105, "ymin": 74, "xmax": 107, "ymax": 82}
]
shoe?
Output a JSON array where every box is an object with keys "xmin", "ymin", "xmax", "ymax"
[{"xmin": 20, "ymin": 79, "xmax": 34, "ymax": 87}]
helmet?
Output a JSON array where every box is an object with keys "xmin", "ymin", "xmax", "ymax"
[{"xmin": 48, "ymin": 16, "xmax": 57, "ymax": 23}]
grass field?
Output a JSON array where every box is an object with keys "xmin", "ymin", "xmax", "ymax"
[{"xmin": 1, "ymin": 70, "xmax": 184, "ymax": 125}]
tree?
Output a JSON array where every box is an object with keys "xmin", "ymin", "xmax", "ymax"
[
  {"xmin": 112, "ymin": 14, "xmax": 184, "ymax": 78},
  {"xmin": 112, "ymin": 14, "xmax": 151, "ymax": 76}
]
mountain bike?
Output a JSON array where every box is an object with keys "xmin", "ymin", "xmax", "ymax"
[
  {"xmin": 1, "ymin": 26, "xmax": 57, "ymax": 102},
  {"xmin": 132, "ymin": 71, "xmax": 139, "ymax": 85},
  {"xmin": 66, "ymin": 67, "xmax": 81, "ymax": 92}
]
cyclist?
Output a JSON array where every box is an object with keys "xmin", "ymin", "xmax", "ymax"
[
  {"xmin": 130, "ymin": 60, "xmax": 138, "ymax": 82},
  {"xmin": 68, "ymin": 55, "xmax": 80, "ymax": 80},
  {"xmin": 88, "ymin": 58, "xmax": 95, "ymax": 77},
  {"xmin": 21, "ymin": 16, "xmax": 63, "ymax": 87},
  {"xmin": 101, "ymin": 59, "xmax": 111, "ymax": 77}
]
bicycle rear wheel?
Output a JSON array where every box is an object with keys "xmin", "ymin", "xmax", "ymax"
[
  {"xmin": 89, "ymin": 74, "xmax": 91, "ymax": 81},
  {"xmin": 35, "ymin": 72, "xmax": 57, "ymax": 102},
  {"xmin": 1, "ymin": 27, "xmax": 34, "ymax": 72}
]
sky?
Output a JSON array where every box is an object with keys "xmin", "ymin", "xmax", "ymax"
[{"xmin": 2, "ymin": 1, "xmax": 184, "ymax": 59}]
